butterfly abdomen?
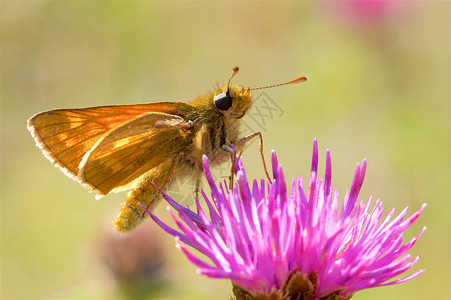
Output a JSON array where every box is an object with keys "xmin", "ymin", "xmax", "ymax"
[{"xmin": 113, "ymin": 163, "xmax": 173, "ymax": 233}]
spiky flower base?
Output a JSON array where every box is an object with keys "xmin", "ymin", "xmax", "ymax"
[{"xmin": 232, "ymin": 268, "xmax": 353, "ymax": 300}]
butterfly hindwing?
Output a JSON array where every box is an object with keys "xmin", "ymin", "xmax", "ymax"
[{"xmin": 78, "ymin": 112, "xmax": 193, "ymax": 195}]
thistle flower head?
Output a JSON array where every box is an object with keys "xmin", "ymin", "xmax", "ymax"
[{"xmin": 144, "ymin": 140, "xmax": 425, "ymax": 299}]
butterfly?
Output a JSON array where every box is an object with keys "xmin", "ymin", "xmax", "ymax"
[{"xmin": 27, "ymin": 67, "xmax": 306, "ymax": 232}]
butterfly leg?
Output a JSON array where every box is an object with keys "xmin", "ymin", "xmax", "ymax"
[
  {"xmin": 192, "ymin": 124, "xmax": 212, "ymax": 212},
  {"xmin": 220, "ymin": 144, "xmax": 237, "ymax": 190},
  {"xmin": 233, "ymin": 132, "xmax": 271, "ymax": 183},
  {"xmin": 193, "ymin": 176, "xmax": 202, "ymax": 214}
]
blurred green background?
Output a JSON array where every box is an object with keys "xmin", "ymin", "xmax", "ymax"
[{"xmin": 1, "ymin": 1, "xmax": 449, "ymax": 299}]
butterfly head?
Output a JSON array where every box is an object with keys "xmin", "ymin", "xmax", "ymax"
[
  {"xmin": 212, "ymin": 66, "xmax": 306, "ymax": 120},
  {"xmin": 213, "ymin": 84, "xmax": 252, "ymax": 119}
]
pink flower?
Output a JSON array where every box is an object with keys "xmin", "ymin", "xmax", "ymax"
[
  {"xmin": 327, "ymin": 0, "xmax": 406, "ymax": 23},
  {"xmin": 143, "ymin": 140, "xmax": 425, "ymax": 299}
]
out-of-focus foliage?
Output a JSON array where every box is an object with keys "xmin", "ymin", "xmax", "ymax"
[{"xmin": 1, "ymin": 1, "xmax": 449, "ymax": 299}]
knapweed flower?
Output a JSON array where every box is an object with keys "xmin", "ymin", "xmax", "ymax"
[
  {"xmin": 100, "ymin": 221, "xmax": 165, "ymax": 286},
  {"xmin": 324, "ymin": 0, "xmax": 406, "ymax": 26},
  {"xmin": 143, "ymin": 140, "xmax": 426, "ymax": 299}
]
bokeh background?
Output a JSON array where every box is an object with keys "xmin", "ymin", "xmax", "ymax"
[{"xmin": 1, "ymin": 1, "xmax": 449, "ymax": 299}]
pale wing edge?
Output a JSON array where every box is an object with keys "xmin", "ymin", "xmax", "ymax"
[{"xmin": 27, "ymin": 116, "xmax": 99, "ymax": 193}]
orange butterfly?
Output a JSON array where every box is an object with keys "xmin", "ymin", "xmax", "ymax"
[{"xmin": 27, "ymin": 67, "xmax": 306, "ymax": 232}]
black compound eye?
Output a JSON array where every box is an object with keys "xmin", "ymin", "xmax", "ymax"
[{"xmin": 214, "ymin": 92, "xmax": 232, "ymax": 111}]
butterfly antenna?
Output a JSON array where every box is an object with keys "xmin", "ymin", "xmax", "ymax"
[
  {"xmin": 227, "ymin": 67, "xmax": 240, "ymax": 92},
  {"xmin": 250, "ymin": 75, "xmax": 307, "ymax": 90}
]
